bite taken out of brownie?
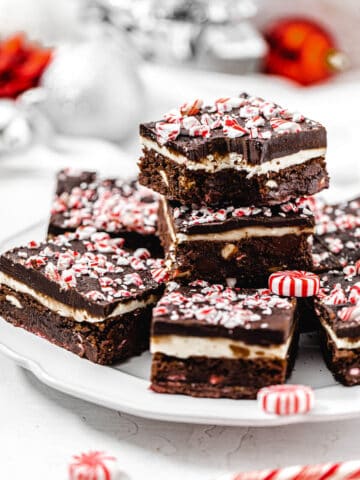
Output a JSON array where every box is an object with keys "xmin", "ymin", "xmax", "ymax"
[{"xmin": 139, "ymin": 93, "xmax": 328, "ymax": 206}]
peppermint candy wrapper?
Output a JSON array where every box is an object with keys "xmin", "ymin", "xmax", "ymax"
[
  {"xmin": 269, "ymin": 271, "xmax": 320, "ymax": 297},
  {"xmin": 216, "ymin": 460, "xmax": 360, "ymax": 480},
  {"xmin": 257, "ymin": 384, "xmax": 314, "ymax": 416},
  {"xmin": 69, "ymin": 451, "xmax": 122, "ymax": 480}
]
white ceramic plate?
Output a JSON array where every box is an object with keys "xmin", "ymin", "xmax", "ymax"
[{"xmin": 1, "ymin": 222, "xmax": 360, "ymax": 427}]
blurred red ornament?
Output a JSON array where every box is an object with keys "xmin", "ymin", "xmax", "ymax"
[
  {"xmin": 0, "ymin": 33, "xmax": 52, "ymax": 98},
  {"xmin": 263, "ymin": 18, "xmax": 348, "ymax": 86}
]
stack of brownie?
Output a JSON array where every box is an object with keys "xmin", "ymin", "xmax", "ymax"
[
  {"xmin": 0, "ymin": 169, "xmax": 167, "ymax": 364},
  {"xmin": 2, "ymin": 91, "xmax": 359, "ymax": 400},
  {"xmin": 311, "ymin": 197, "xmax": 360, "ymax": 385},
  {"xmin": 138, "ymin": 93, "xmax": 330, "ymax": 398},
  {"xmin": 139, "ymin": 93, "xmax": 328, "ymax": 287}
]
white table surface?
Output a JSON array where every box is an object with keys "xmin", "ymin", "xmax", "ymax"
[{"xmin": 1, "ymin": 66, "xmax": 360, "ymax": 479}]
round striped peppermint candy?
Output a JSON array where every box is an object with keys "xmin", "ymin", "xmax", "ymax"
[
  {"xmin": 257, "ymin": 384, "xmax": 314, "ymax": 416},
  {"xmin": 69, "ymin": 451, "xmax": 120, "ymax": 480},
  {"xmin": 269, "ymin": 270, "xmax": 320, "ymax": 297}
]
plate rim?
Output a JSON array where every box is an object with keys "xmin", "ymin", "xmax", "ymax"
[
  {"xmin": 1, "ymin": 220, "xmax": 360, "ymax": 427},
  {"xmin": 1, "ymin": 320, "xmax": 360, "ymax": 427}
]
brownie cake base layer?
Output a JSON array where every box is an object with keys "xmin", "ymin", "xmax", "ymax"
[
  {"xmin": 319, "ymin": 325, "xmax": 360, "ymax": 387},
  {"xmin": 139, "ymin": 148, "xmax": 329, "ymax": 206},
  {"xmin": 150, "ymin": 330, "xmax": 299, "ymax": 399},
  {"xmin": 158, "ymin": 209, "xmax": 313, "ymax": 286},
  {"xmin": 0, "ymin": 285, "xmax": 153, "ymax": 365},
  {"xmin": 166, "ymin": 235, "xmax": 312, "ymax": 287}
]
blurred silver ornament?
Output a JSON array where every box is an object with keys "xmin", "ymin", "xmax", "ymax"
[
  {"xmin": 85, "ymin": 0, "xmax": 265, "ymax": 73},
  {"xmin": 38, "ymin": 32, "xmax": 144, "ymax": 142},
  {"xmin": 0, "ymin": 99, "xmax": 33, "ymax": 153}
]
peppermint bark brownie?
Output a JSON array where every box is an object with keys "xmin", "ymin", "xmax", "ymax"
[
  {"xmin": 49, "ymin": 169, "xmax": 162, "ymax": 256},
  {"xmin": 0, "ymin": 228, "xmax": 165, "ymax": 364},
  {"xmin": 158, "ymin": 197, "xmax": 315, "ymax": 286},
  {"xmin": 312, "ymin": 236, "xmax": 341, "ymax": 273},
  {"xmin": 315, "ymin": 196, "xmax": 360, "ymax": 236},
  {"xmin": 150, "ymin": 281, "xmax": 299, "ymax": 399},
  {"xmin": 315, "ymin": 195, "xmax": 360, "ymax": 267},
  {"xmin": 139, "ymin": 93, "xmax": 328, "ymax": 206},
  {"xmin": 316, "ymin": 265, "xmax": 360, "ymax": 385}
]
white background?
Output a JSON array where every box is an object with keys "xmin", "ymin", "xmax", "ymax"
[{"xmin": 0, "ymin": 63, "xmax": 360, "ymax": 479}]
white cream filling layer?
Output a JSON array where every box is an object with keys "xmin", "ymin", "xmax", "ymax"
[
  {"xmin": 0, "ymin": 272, "xmax": 158, "ymax": 323},
  {"xmin": 320, "ymin": 317, "xmax": 360, "ymax": 350},
  {"xmin": 176, "ymin": 226, "xmax": 314, "ymax": 243},
  {"xmin": 161, "ymin": 197, "xmax": 313, "ymax": 245},
  {"xmin": 141, "ymin": 136, "xmax": 326, "ymax": 177},
  {"xmin": 150, "ymin": 334, "xmax": 292, "ymax": 360}
]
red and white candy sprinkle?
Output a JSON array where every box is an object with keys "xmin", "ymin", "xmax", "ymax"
[
  {"xmin": 216, "ymin": 460, "xmax": 360, "ymax": 480},
  {"xmin": 180, "ymin": 98, "xmax": 203, "ymax": 116},
  {"xmin": 270, "ymin": 118, "xmax": 301, "ymax": 134},
  {"xmin": 172, "ymin": 199, "xmax": 312, "ymax": 229},
  {"xmin": 153, "ymin": 281, "xmax": 292, "ymax": 329},
  {"xmin": 69, "ymin": 451, "xmax": 120, "ymax": 480},
  {"xmin": 257, "ymin": 384, "xmax": 314, "ymax": 416},
  {"xmin": 16, "ymin": 228, "xmax": 163, "ymax": 304},
  {"xmin": 269, "ymin": 271, "xmax": 320, "ymax": 297},
  {"xmin": 338, "ymin": 305, "xmax": 360, "ymax": 322},
  {"xmin": 222, "ymin": 115, "xmax": 249, "ymax": 138},
  {"xmin": 51, "ymin": 177, "xmax": 158, "ymax": 236},
  {"xmin": 155, "ymin": 121, "xmax": 180, "ymax": 144},
  {"xmin": 153, "ymin": 93, "xmax": 318, "ymax": 144}
]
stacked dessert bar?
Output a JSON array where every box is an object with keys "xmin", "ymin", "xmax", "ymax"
[
  {"xmin": 140, "ymin": 94, "xmax": 328, "ymax": 287},
  {"xmin": 1, "ymin": 91, "xmax": 358, "ymax": 398},
  {"xmin": 311, "ymin": 197, "xmax": 360, "ymax": 385},
  {"xmin": 0, "ymin": 229, "xmax": 165, "ymax": 364},
  {"xmin": 49, "ymin": 168, "xmax": 162, "ymax": 256},
  {"xmin": 0, "ymin": 169, "xmax": 167, "ymax": 364},
  {"xmin": 138, "ymin": 93, "xmax": 330, "ymax": 398}
]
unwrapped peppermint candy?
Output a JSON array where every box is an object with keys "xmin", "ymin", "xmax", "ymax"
[
  {"xmin": 269, "ymin": 270, "xmax": 320, "ymax": 297},
  {"xmin": 69, "ymin": 451, "xmax": 122, "ymax": 480},
  {"xmin": 257, "ymin": 384, "xmax": 314, "ymax": 416}
]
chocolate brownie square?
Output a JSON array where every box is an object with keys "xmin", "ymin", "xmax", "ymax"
[
  {"xmin": 0, "ymin": 228, "xmax": 165, "ymax": 364},
  {"xmin": 158, "ymin": 196, "xmax": 315, "ymax": 287},
  {"xmin": 316, "ymin": 266, "xmax": 360, "ymax": 385},
  {"xmin": 48, "ymin": 169, "xmax": 162, "ymax": 256},
  {"xmin": 139, "ymin": 93, "xmax": 328, "ymax": 206},
  {"xmin": 317, "ymin": 230, "xmax": 360, "ymax": 268},
  {"xmin": 150, "ymin": 280, "xmax": 299, "ymax": 399},
  {"xmin": 312, "ymin": 235, "xmax": 342, "ymax": 273},
  {"xmin": 315, "ymin": 196, "xmax": 360, "ymax": 236}
]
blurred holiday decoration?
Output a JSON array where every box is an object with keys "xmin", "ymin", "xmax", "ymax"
[
  {"xmin": 0, "ymin": 34, "xmax": 52, "ymax": 98},
  {"xmin": 84, "ymin": 0, "xmax": 267, "ymax": 74},
  {"xmin": 37, "ymin": 34, "xmax": 144, "ymax": 141},
  {"xmin": 0, "ymin": 30, "xmax": 143, "ymax": 153},
  {"xmin": 0, "ymin": 0, "xmax": 82, "ymax": 44},
  {"xmin": 0, "ymin": 99, "xmax": 33, "ymax": 153},
  {"xmin": 0, "ymin": 34, "xmax": 51, "ymax": 154},
  {"xmin": 263, "ymin": 17, "xmax": 349, "ymax": 86},
  {"xmin": 69, "ymin": 450, "xmax": 123, "ymax": 480}
]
